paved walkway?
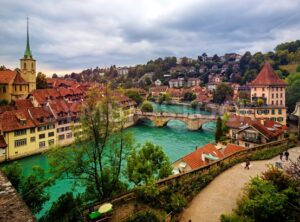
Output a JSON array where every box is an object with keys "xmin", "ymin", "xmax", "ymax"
[{"xmin": 180, "ymin": 147, "xmax": 300, "ymax": 222}]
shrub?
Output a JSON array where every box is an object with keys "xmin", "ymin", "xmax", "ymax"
[
  {"xmin": 141, "ymin": 101, "xmax": 153, "ymax": 112},
  {"xmin": 166, "ymin": 193, "xmax": 187, "ymax": 213},
  {"xmin": 125, "ymin": 209, "xmax": 167, "ymax": 222}
]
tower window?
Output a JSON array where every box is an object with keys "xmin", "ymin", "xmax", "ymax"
[
  {"xmin": 24, "ymin": 63, "xmax": 26, "ymax": 70},
  {"xmin": 31, "ymin": 63, "xmax": 34, "ymax": 69},
  {"xmin": 19, "ymin": 85, "xmax": 22, "ymax": 91}
]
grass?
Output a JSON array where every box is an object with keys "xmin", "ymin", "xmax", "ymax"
[{"xmin": 280, "ymin": 63, "xmax": 300, "ymax": 74}]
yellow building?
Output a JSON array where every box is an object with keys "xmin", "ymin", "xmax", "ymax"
[
  {"xmin": 237, "ymin": 63, "xmax": 287, "ymax": 124},
  {"xmin": 0, "ymin": 18, "xmax": 36, "ymax": 103}
]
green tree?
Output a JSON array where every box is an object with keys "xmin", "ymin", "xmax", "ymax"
[
  {"xmin": 40, "ymin": 192, "xmax": 83, "ymax": 222},
  {"xmin": 2, "ymin": 162, "xmax": 22, "ymax": 190},
  {"xmin": 125, "ymin": 90, "xmax": 144, "ymax": 105},
  {"xmin": 158, "ymin": 93, "xmax": 171, "ymax": 105},
  {"xmin": 36, "ymin": 72, "xmax": 48, "ymax": 89},
  {"xmin": 49, "ymin": 86, "xmax": 134, "ymax": 202},
  {"xmin": 2, "ymin": 164, "xmax": 53, "ymax": 214},
  {"xmin": 213, "ymin": 83, "xmax": 234, "ymax": 104},
  {"xmin": 183, "ymin": 92, "xmax": 196, "ymax": 101},
  {"xmin": 286, "ymin": 73, "xmax": 300, "ymax": 112},
  {"xmin": 127, "ymin": 142, "xmax": 172, "ymax": 185},
  {"xmin": 0, "ymin": 99, "xmax": 9, "ymax": 106},
  {"xmin": 21, "ymin": 166, "xmax": 53, "ymax": 214},
  {"xmin": 52, "ymin": 73, "xmax": 58, "ymax": 78},
  {"xmin": 215, "ymin": 117, "xmax": 223, "ymax": 143},
  {"xmin": 141, "ymin": 101, "xmax": 153, "ymax": 112}
]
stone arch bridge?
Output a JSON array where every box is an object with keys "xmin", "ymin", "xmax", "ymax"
[{"xmin": 134, "ymin": 110, "xmax": 217, "ymax": 131}]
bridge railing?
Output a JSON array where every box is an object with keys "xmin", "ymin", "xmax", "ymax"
[{"xmin": 135, "ymin": 110, "xmax": 216, "ymax": 119}]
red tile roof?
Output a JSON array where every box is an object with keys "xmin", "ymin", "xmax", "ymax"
[
  {"xmin": 0, "ymin": 110, "xmax": 35, "ymax": 132},
  {"xmin": 223, "ymin": 144, "xmax": 245, "ymax": 156},
  {"xmin": 0, "ymin": 135, "xmax": 7, "ymax": 148},
  {"xmin": 48, "ymin": 99, "xmax": 70, "ymax": 118},
  {"xmin": 182, "ymin": 144, "xmax": 224, "ymax": 169},
  {"xmin": 28, "ymin": 107, "xmax": 54, "ymax": 126},
  {"xmin": 13, "ymin": 72, "xmax": 27, "ymax": 85},
  {"xmin": 250, "ymin": 62, "xmax": 287, "ymax": 86},
  {"xmin": 0, "ymin": 70, "xmax": 16, "ymax": 84},
  {"xmin": 15, "ymin": 99, "xmax": 33, "ymax": 109},
  {"xmin": 226, "ymin": 115, "xmax": 253, "ymax": 129}
]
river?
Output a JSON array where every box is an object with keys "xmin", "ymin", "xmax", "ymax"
[{"xmin": 3, "ymin": 103, "xmax": 216, "ymax": 218}]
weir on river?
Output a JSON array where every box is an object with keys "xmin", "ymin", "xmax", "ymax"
[{"xmin": 2, "ymin": 103, "xmax": 216, "ymax": 218}]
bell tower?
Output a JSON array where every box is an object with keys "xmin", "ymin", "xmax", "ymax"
[{"xmin": 20, "ymin": 17, "xmax": 36, "ymax": 92}]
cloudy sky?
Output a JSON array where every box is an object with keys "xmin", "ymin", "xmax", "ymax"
[{"xmin": 1, "ymin": 0, "xmax": 300, "ymax": 75}]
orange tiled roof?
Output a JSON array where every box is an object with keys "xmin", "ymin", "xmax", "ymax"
[
  {"xmin": 15, "ymin": 99, "xmax": 33, "ymax": 109},
  {"xmin": 0, "ymin": 70, "xmax": 16, "ymax": 84},
  {"xmin": 250, "ymin": 62, "xmax": 287, "ymax": 86},
  {"xmin": 48, "ymin": 99, "xmax": 70, "ymax": 117},
  {"xmin": 28, "ymin": 107, "xmax": 54, "ymax": 126},
  {"xmin": 13, "ymin": 72, "xmax": 27, "ymax": 85},
  {"xmin": 0, "ymin": 110, "xmax": 35, "ymax": 132},
  {"xmin": 223, "ymin": 144, "xmax": 245, "ymax": 156},
  {"xmin": 226, "ymin": 115, "xmax": 253, "ymax": 129},
  {"xmin": 182, "ymin": 144, "xmax": 224, "ymax": 169}
]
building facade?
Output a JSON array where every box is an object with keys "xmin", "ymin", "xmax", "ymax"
[{"xmin": 236, "ymin": 63, "xmax": 287, "ymax": 124}]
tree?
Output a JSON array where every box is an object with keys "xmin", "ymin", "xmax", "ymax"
[
  {"xmin": 127, "ymin": 142, "xmax": 172, "ymax": 185},
  {"xmin": 49, "ymin": 86, "xmax": 134, "ymax": 202},
  {"xmin": 125, "ymin": 90, "xmax": 144, "ymax": 105},
  {"xmin": 158, "ymin": 93, "xmax": 171, "ymax": 105},
  {"xmin": 213, "ymin": 83, "xmax": 234, "ymax": 104},
  {"xmin": 36, "ymin": 72, "xmax": 48, "ymax": 89},
  {"xmin": 40, "ymin": 193, "xmax": 83, "ymax": 222},
  {"xmin": 52, "ymin": 73, "xmax": 58, "ymax": 78},
  {"xmin": 215, "ymin": 117, "xmax": 223, "ymax": 143},
  {"xmin": 2, "ymin": 163, "xmax": 53, "ymax": 214},
  {"xmin": 141, "ymin": 101, "xmax": 153, "ymax": 112},
  {"xmin": 2, "ymin": 162, "xmax": 22, "ymax": 190},
  {"xmin": 183, "ymin": 92, "xmax": 196, "ymax": 101},
  {"xmin": 21, "ymin": 166, "xmax": 53, "ymax": 214},
  {"xmin": 0, "ymin": 65, "xmax": 7, "ymax": 71},
  {"xmin": 0, "ymin": 99, "xmax": 9, "ymax": 106},
  {"xmin": 286, "ymin": 73, "xmax": 300, "ymax": 112}
]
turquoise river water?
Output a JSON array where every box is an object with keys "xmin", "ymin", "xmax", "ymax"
[{"xmin": 3, "ymin": 104, "xmax": 216, "ymax": 218}]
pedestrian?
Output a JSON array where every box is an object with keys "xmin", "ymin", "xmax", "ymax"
[
  {"xmin": 284, "ymin": 151, "xmax": 290, "ymax": 161},
  {"xmin": 279, "ymin": 152, "xmax": 283, "ymax": 161},
  {"xmin": 245, "ymin": 159, "xmax": 250, "ymax": 170}
]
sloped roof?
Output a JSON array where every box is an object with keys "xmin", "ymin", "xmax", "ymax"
[
  {"xmin": 0, "ymin": 70, "xmax": 16, "ymax": 84},
  {"xmin": 13, "ymin": 72, "xmax": 27, "ymax": 85},
  {"xmin": 15, "ymin": 99, "xmax": 33, "ymax": 109},
  {"xmin": 0, "ymin": 110, "xmax": 35, "ymax": 132},
  {"xmin": 250, "ymin": 62, "xmax": 287, "ymax": 86},
  {"xmin": 223, "ymin": 144, "xmax": 245, "ymax": 156},
  {"xmin": 182, "ymin": 144, "xmax": 224, "ymax": 169},
  {"xmin": 28, "ymin": 107, "xmax": 54, "ymax": 126}
]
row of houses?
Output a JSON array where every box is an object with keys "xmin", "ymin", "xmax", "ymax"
[{"xmin": 0, "ymin": 83, "xmax": 137, "ymax": 162}]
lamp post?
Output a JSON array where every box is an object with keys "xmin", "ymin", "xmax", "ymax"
[{"xmin": 292, "ymin": 102, "xmax": 300, "ymax": 140}]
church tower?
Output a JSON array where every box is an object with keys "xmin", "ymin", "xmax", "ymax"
[{"xmin": 20, "ymin": 17, "xmax": 36, "ymax": 92}]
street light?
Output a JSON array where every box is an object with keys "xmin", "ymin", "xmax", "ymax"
[{"xmin": 292, "ymin": 102, "xmax": 300, "ymax": 139}]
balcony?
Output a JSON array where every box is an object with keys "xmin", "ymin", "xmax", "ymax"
[{"xmin": 240, "ymin": 136, "xmax": 260, "ymax": 143}]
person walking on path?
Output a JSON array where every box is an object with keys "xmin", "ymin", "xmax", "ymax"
[
  {"xmin": 279, "ymin": 152, "xmax": 283, "ymax": 161},
  {"xmin": 245, "ymin": 159, "xmax": 250, "ymax": 170},
  {"xmin": 284, "ymin": 151, "xmax": 290, "ymax": 161}
]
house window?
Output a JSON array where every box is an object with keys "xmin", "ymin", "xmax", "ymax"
[
  {"xmin": 276, "ymin": 93, "xmax": 278, "ymax": 98},
  {"xmin": 272, "ymin": 109, "xmax": 275, "ymax": 115},
  {"xmin": 280, "ymin": 100, "xmax": 283, "ymax": 105},
  {"xmin": 15, "ymin": 139, "xmax": 27, "ymax": 147},
  {"xmin": 58, "ymin": 134, "xmax": 65, "ymax": 140},
  {"xmin": 38, "ymin": 126, "xmax": 46, "ymax": 131},
  {"xmin": 48, "ymin": 139, "xmax": 54, "ymax": 146},
  {"xmin": 272, "ymin": 94, "xmax": 274, "ymax": 99},
  {"xmin": 3, "ymin": 86, "xmax": 6, "ymax": 93},
  {"xmin": 262, "ymin": 93, "xmax": 265, "ymax": 98},
  {"xmin": 30, "ymin": 137, "xmax": 35, "ymax": 142},
  {"xmin": 65, "ymin": 126, "xmax": 70, "ymax": 131},
  {"xmin": 30, "ymin": 128, "xmax": 35, "ymax": 133},
  {"xmin": 276, "ymin": 101, "xmax": 278, "ymax": 105},
  {"xmin": 245, "ymin": 143, "xmax": 249, "ymax": 147},
  {"xmin": 66, "ymin": 132, "xmax": 72, "ymax": 139},
  {"xmin": 262, "ymin": 87, "xmax": 265, "ymax": 91},
  {"xmin": 57, "ymin": 127, "xmax": 64, "ymax": 133},
  {"xmin": 39, "ymin": 141, "xmax": 46, "ymax": 148},
  {"xmin": 14, "ymin": 129, "xmax": 26, "ymax": 136},
  {"xmin": 278, "ymin": 109, "xmax": 282, "ymax": 115},
  {"xmin": 277, "ymin": 117, "xmax": 283, "ymax": 122},
  {"xmin": 48, "ymin": 132, "xmax": 54, "ymax": 137},
  {"xmin": 48, "ymin": 124, "xmax": 55, "ymax": 129},
  {"xmin": 39, "ymin": 134, "xmax": 45, "ymax": 139}
]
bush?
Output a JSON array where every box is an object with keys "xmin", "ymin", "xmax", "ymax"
[
  {"xmin": 125, "ymin": 209, "xmax": 167, "ymax": 222},
  {"xmin": 191, "ymin": 101, "xmax": 198, "ymax": 109},
  {"xmin": 251, "ymin": 145, "xmax": 286, "ymax": 160},
  {"xmin": 220, "ymin": 213, "xmax": 252, "ymax": 222},
  {"xmin": 141, "ymin": 101, "xmax": 153, "ymax": 112},
  {"xmin": 166, "ymin": 193, "xmax": 187, "ymax": 213}
]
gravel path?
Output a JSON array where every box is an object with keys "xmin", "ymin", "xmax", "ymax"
[{"xmin": 180, "ymin": 147, "xmax": 300, "ymax": 222}]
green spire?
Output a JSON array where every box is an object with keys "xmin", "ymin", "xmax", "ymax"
[{"xmin": 24, "ymin": 17, "xmax": 33, "ymax": 59}]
